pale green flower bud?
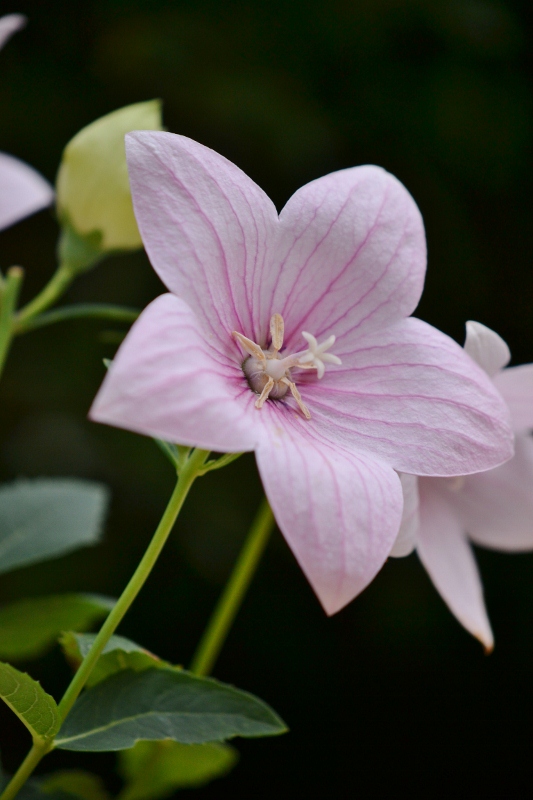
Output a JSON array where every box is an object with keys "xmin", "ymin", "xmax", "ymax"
[{"xmin": 56, "ymin": 100, "xmax": 162, "ymax": 262}]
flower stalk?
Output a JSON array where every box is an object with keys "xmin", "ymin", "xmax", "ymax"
[
  {"xmin": 0, "ymin": 266, "xmax": 24, "ymax": 380},
  {"xmin": 190, "ymin": 496, "xmax": 275, "ymax": 677},
  {"xmin": 14, "ymin": 262, "xmax": 76, "ymax": 326},
  {"xmin": 13, "ymin": 303, "xmax": 140, "ymax": 334}
]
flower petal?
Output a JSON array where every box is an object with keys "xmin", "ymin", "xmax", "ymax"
[
  {"xmin": 493, "ymin": 364, "xmax": 533, "ymax": 431},
  {"xmin": 302, "ymin": 317, "xmax": 513, "ymax": 476},
  {"xmin": 455, "ymin": 434, "xmax": 533, "ymax": 551},
  {"xmin": 390, "ymin": 473, "xmax": 419, "ymax": 557},
  {"xmin": 89, "ymin": 293, "xmax": 257, "ymax": 453},
  {"xmin": 0, "ymin": 13, "xmax": 25, "ymax": 50},
  {"xmin": 125, "ymin": 131, "xmax": 278, "ymax": 350},
  {"xmin": 254, "ymin": 408, "xmax": 403, "ymax": 615},
  {"xmin": 0, "ymin": 153, "xmax": 53, "ymax": 232},
  {"xmin": 266, "ymin": 165, "xmax": 426, "ymax": 351},
  {"xmin": 464, "ymin": 320, "xmax": 510, "ymax": 377},
  {"xmin": 417, "ymin": 479, "xmax": 494, "ymax": 650}
]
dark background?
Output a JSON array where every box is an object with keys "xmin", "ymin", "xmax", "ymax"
[{"xmin": 1, "ymin": 0, "xmax": 533, "ymax": 796}]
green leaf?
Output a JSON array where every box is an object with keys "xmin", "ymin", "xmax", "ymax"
[
  {"xmin": 0, "ymin": 594, "xmax": 116, "ymax": 661},
  {"xmin": 18, "ymin": 783, "xmax": 80, "ymax": 800},
  {"xmin": 55, "ymin": 667, "xmax": 287, "ymax": 751},
  {"xmin": 0, "ymin": 662, "xmax": 59, "ymax": 741},
  {"xmin": 40, "ymin": 770, "xmax": 111, "ymax": 800},
  {"xmin": 118, "ymin": 740, "xmax": 238, "ymax": 800},
  {"xmin": 0, "ymin": 479, "xmax": 110, "ymax": 575},
  {"xmin": 60, "ymin": 633, "xmax": 164, "ymax": 687}
]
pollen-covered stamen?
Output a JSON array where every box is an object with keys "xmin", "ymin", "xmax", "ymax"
[
  {"xmin": 280, "ymin": 377, "xmax": 311, "ymax": 419},
  {"xmin": 255, "ymin": 376, "xmax": 275, "ymax": 409},
  {"xmin": 270, "ymin": 313, "xmax": 284, "ymax": 352},
  {"xmin": 232, "ymin": 313, "xmax": 340, "ymax": 418},
  {"xmin": 233, "ymin": 331, "xmax": 266, "ymax": 362}
]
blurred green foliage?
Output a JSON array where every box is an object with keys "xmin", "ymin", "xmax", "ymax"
[{"xmin": 1, "ymin": 0, "xmax": 533, "ymax": 796}]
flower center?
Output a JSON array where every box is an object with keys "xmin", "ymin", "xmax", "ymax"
[{"xmin": 233, "ymin": 313, "xmax": 341, "ymax": 419}]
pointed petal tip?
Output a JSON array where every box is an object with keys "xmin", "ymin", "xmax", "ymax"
[
  {"xmin": 0, "ymin": 153, "xmax": 54, "ymax": 232},
  {"xmin": 483, "ymin": 639, "xmax": 494, "ymax": 655},
  {"xmin": 464, "ymin": 320, "xmax": 511, "ymax": 377},
  {"xmin": 321, "ymin": 595, "xmax": 349, "ymax": 617}
]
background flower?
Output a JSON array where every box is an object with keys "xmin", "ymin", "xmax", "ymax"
[
  {"xmin": 394, "ymin": 322, "xmax": 533, "ymax": 649},
  {"xmin": 0, "ymin": 13, "xmax": 52, "ymax": 232}
]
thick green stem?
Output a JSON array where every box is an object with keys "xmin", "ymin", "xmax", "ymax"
[
  {"xmin": 190, "ymin": 496, "xmax": 274, "ymax": 677},
  {"xmin": 14, "ymin": 303, "xmax": 140, "ymax": 334},
  {"xmin": 0, "ymin": 448, "xmax": 209, "ymax": 800},
  {"xmin": 0, "ymin": 267, "xmax": 24, "ymax": 380},
  {"xmin": 0, "ymin": 740, "xmax": 51, "ymax": 800},
  {"xmin": 15, "ymin": 263, "xmax": 75, "ymax": 325}
]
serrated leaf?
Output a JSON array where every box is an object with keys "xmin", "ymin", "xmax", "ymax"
[
  {"xmin": 118, "ymin": 740, "xmax": 238, "ymax": 800},
  {"xmin": 55, "ymin": 667, "xmax": 287, "ymax": 751},
  {"xmin": 60, "ymin": 633, "xmax": 164, "ymax": 687},
  {"xmin": 0, "ymin": 662, "xmax": 59, "ymax": 741},
  {"xmin": 0, "ymin": 594, "xmax": 116, "ymax": 661},
  {"xmin": 0, "ymin": 479, "xmax": 110, "ymax": 575},
  {"xmin": 40, "ymin": 770, "xmax": 111, "ymax": 800}
]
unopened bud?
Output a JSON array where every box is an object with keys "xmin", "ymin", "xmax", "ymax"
[{"xmin": 56, "ymin": 100, "xmax": 162, "ymax": 258}]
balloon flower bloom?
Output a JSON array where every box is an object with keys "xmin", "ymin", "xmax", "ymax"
[
  {"xmin": 393, "ymin": 322, "xmax": 533, "ymax": 650},
  {"xmin": 91, "ymin": 132, "xmax": 513, "ymax": 614},
  {"xmin": 0, "ymin": 14, "xmax": 53, "ymax": 232}
]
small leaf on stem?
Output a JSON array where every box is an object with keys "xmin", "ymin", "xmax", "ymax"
[
  {"xmin": 55, "ymin": 667, "xmax": 287, "ymax": 751},
  {"xmin": 60, "ymin": 633, "xmax": 165, "ymax": 687},
  {"xmin": 0, "ymin": 662, "xmax": 60, "ymax": 741}
]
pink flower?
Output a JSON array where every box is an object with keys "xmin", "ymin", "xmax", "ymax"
[
  {"xmin": 0, "ymin": 14, "xmax": 53, "ymax": 232},
  {"xmin": 90, "ymin": 132, "xmax": 513, "ymax": 614},
  {"xmin": 393, "ymin": 322, "xmax": 533, "ymax": 650}
]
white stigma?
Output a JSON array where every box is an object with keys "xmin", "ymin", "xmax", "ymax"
[
  {"xmin": 233, "ymin": 313, "xmax": 341, "ymax": 419},
  {"xmin": 298, "ymin": 331, "xmax": 342, "ymax": 380}
]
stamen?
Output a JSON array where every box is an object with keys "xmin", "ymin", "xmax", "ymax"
[
  {"xmin": 281, "ymin": 377, "xmax": 311, "ymax": 419},
  {"xmin": 255, "ymin": 377, "xmax": 275, "ymax": 409},
  {"xmin": 270, "ymin": 313, "xmax": 284, "ymax": 352},
  {"xmin": 233, "ymin": 331, "xmax": 265, "ymax": 361}
]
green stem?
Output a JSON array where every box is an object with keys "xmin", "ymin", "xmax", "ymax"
[
  {"xmin": 0, "ymin": 448, "xmax": 209, "ymax": 800},
  {"xmin": 58, "ymin": 447, "xmax": 209, "ymax": 721},
  {"xmin": 15, "ymin": 263, "xmax": 75, "ymax": 325},
  {"xmin": 0, "ymin": 740, "xmax": 51, "ymax": 800},
  {"xmin": 190, "ymin": 496, "xmax": 274, "ymax": 677},
  {"xmin": 13, "ymin": 303, "xmax": 140, "ymax": 334},
  {"xmin": 0, "ymin": 267, "xmax": 24, "ymax": 380}
]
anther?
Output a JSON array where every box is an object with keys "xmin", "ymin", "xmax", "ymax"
[
  {"xmin": 281, "ymin": 377, "xmax": 311, "ymax": 419},
  {"xmin": 270, "ymin": 313, "xmax": 284, "ymax": 352}
]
